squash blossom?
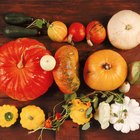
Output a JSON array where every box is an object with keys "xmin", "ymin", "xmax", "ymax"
[
  {"xmin": 20, "ymin": 105, "xmax": 45, "ymax": 130},
  {"xmin": 69, "ymin": 99, "xmax": 92, "ymax": 125},
  {"xmin": 0, "ymin": 104, "xmax": 18, "ymax": 127}
]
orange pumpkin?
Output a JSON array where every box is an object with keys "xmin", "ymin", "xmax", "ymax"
[
  {"xmin": 53, "ymin": 45, "xmax": 80, "ymax": 94},
  {"xmin": 83, "ymin": 49, "xmax": 127, "ymax": 91}
]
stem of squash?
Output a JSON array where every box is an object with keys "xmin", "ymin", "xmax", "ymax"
[
  {"xmin": 125, "ymin": 24, "xmax": 132, "ymax": 30},
  {"xmin": 17, "ymin": 53, "xmax": 24, "ymax": 69}
]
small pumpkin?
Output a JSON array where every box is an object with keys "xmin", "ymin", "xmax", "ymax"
[
  {"xmin": 53, "ymin": 45, "xmax": 80, "ymax": 94},
  {"xmin": 86, "ymin": 20, "xmax": 106, "ymax": 46},
  {"xmin": 47, "ymin": 21, "xmax": 68, "ymax": 42},
  {"xmin": 83, "ymin": 49, "xmax": 127, "ymax": 91},
  {"xmin": 70, "ymin": 99, "xmax": 92, "ymax": 125},
  {"xmin": 107, "ymin": 10, "xmax": 140, "ymax": 50},
  {"xmin": 20, "ymin": 105, "xmax": 45, "ymax": 130},
  {"xmin": 0, "ymin": 105, "xmax": 18, "ymax": 127}
]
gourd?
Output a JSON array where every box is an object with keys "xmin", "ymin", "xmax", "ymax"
[
  {"xmin": 107, "ymin": 10, "xmax": 140, "ymax": 50},
  {"xmin": 83, "ymin": 49, "xmax": 127, "ymax": 91},
  {"xmin": 70, "ymin": 99, "xmax": 92, "ymax": 125},
  {"xmin": 110, "ymin": 96, "xmax": 140, "ymax": 133},
  {"xmin": 47, "ymin": 21, "xmax": 68, "ymax": 42},
  {"xmin": 20, "ymin": 105, "xmax": 45, "ymax": 130},
  {"xmin": 0, "ymin": 38, "xmax": 53, "ymax": 101},
  {"xmin": 53, "ymin": 45, "xmax": 80, "ymax": 94},
  {"xmin": 0, "ymin": 105, "xmax": 18, "ymax": 127}
]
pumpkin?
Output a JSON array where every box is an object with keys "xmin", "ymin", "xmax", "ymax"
[
  {"xmin": 53, "ymin": 45, "xmax": 80, "ymax": 94},
  {"xmin": 0, "ymin": 105, "xmax": 18, "ymax": 127},
  {"xmin": 20, "ymin": 105, "xmax": 45, "ymax": 130},
  {"xmin": 0, "ymin": 38, "xmax": 53, "ymax": 101},
  {"xmin": 107, "ymin": 10, "xmax": 140, "ymax": 50},
  {"xmin": 83, "ymin": 49, "xmax": 127, "ymax": 91},
  {"xmin": 47, "ymin": 21, "xmax": 68, "ymax": 42}
]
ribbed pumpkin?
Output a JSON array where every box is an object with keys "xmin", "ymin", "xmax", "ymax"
[
  {"xmin": 83, "ymin": 49, "xmax": 127, "ymax": 91},
  {"xmin": 0, "ymin": 38, "xmax": 53, "ymax": 101}
]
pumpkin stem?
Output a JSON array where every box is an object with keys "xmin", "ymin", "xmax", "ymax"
[
  {"xmin": 103, "ymin": 63, "xmax": 111, "ymax": 70},
  {"xmin": 17, "ymin": 53, "xmax": 24, "ymax": 69},
  {"xmin": 125, "ymin": 24, "xmax": 132, "ymax": 30}
]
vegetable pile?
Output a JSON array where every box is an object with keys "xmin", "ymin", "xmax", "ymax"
[{"xmin": 0, "ymin": 9, "xmax": 140, "ymax": 140}]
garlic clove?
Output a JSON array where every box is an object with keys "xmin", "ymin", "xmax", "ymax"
[
  {"xmin": 40, "ymin": 55, "xmax": 56, "ymax": 71},
  {"xmin": 119, "ymin": 81, "xmax": 131, "ymax": 93}
]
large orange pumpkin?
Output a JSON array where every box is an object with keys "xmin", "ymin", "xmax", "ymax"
[
  {"xmin": 53, "ymin": 45, "xmax": 80, "ymax": 94},
  {"xmin": 0, "ymin": 38, "xmax": 53, "ymax": 101},
  {"xmin": 83, "ymin": 49, "xmax": 127, "ymax": 91}
]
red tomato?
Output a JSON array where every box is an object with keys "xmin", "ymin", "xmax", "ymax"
[
  {"xmin": 86, "ymin": 21, "xmax": 106, "ymax": 46},
  {"xmin": 0, "ymin": 38, "xmax": 53, "ymax": 101},
  {"xmin": 68, "ymin": 22, "xmax": 85, "ymax": 43}
]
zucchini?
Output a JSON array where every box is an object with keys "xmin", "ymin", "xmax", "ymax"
[
  {"xmin": 4, "ymin": 12, "xmax": 34, "ymax": 25},
  {"xmin": 3, "ymin": 25, "xmax": 40, "ymax": 38}
]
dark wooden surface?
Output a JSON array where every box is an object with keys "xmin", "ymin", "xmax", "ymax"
[{"xmin": 0, "ymin": 0, "xmax": 140, "ymax": 140}]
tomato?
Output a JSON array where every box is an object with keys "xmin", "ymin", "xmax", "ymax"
[
  {"xmin": 0, "ymin": 38, "xmax": 53, "ymax": 101},
  {"xmin": 68, "ymin": 22, "xmax": 85, "ymax": 43},
  {"xmin": 86, "ymin": 20, "xmax": 106, "ymax": 46}
]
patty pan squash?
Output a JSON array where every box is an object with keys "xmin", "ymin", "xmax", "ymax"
[
  {"xmin": 20, "ymin": 105, "xmax": 45, "ymax": 130},
  {"xmin": 0, "ymin": 105, "xmax": 18, "ymax": 127},
  {"xmin": 70, "ymin": 99, "xmax": 92, "ymax": 125}
]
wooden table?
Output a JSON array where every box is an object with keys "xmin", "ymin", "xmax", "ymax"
[{"xmin": 0, "ymin": 0, "xmax": 140, "ymax": 140}]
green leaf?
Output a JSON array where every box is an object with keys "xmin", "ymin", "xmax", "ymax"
[
  {"xmin": 82, "ymin": 122, "xmax": 90, "ymax": 130},
  {"xmin": 35, "ymin": 19, "xmax": 44, "ymax": 28},
  {"xmin": 106, "ymin": 95, "xmax": 114, "ymax": 103},
  {"xmin": 114, "ymin": 98, "xmax": 123, "ymax": 104},
  {"xmin": 101, "ymin": 94, "xmax": 106, "ymax": 98},
  {"xmin": 86, "ymin": 107, "xmax": 93, "ymax": 118},
  {"xmin": 64, "ymin": 93, "xmax": 77, "ymax": 102},
  {"xmin": 92, "ymin": 96, "xmax": 99, "ymax": 109},
  {"xmin": 80, "ymin": 97, "xmax": 91, "ymax": 102},
  {"xmin": 62, "ymin": 105, "xmax": 68, "ymax": 110}
]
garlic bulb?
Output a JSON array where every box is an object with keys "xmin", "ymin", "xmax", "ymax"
[{"xmin": 110, "ymin": 96, "xmax": 140, "ymax": 133}]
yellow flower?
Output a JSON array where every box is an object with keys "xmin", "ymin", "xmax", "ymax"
[
  {"xmin": 70, "ymin": 99, "xmax": 92, "ymax": 125},
  {"xmin": 0, "ymin": 105, "xmax": 18, "ymax": 127},
  {"xmin": 20, "ymin": 105, "xmax": 45, "ymax": 130}
]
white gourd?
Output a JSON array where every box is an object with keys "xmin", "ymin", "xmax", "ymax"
[
  {"xmin": 107, "ymin": 10, "xmax": 140, "ymax": 50},
  {"xmin": 110, "ymin": 96, "xmax": 140, "ymax": 133}
]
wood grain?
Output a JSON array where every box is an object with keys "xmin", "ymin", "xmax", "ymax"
[{"xmin": 0, "ymin": 0, "xmax": 140, "ymax": 140}]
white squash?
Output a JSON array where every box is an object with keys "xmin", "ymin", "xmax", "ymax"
[
  {"xmin": 107, "ymin": 10, "xmax": 140, "ymax": 50},
  {"xmin": 110, "ymin": 96, "xmax": 140, "ymax": 133},
  {"xmin": 94, "ymin": 102, "xmax": 110, "ymax": 129}
]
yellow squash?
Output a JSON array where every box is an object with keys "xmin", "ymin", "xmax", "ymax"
[{"xmin": 20, "ymin": 105, "xmax": 45, "ymax": 130}]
